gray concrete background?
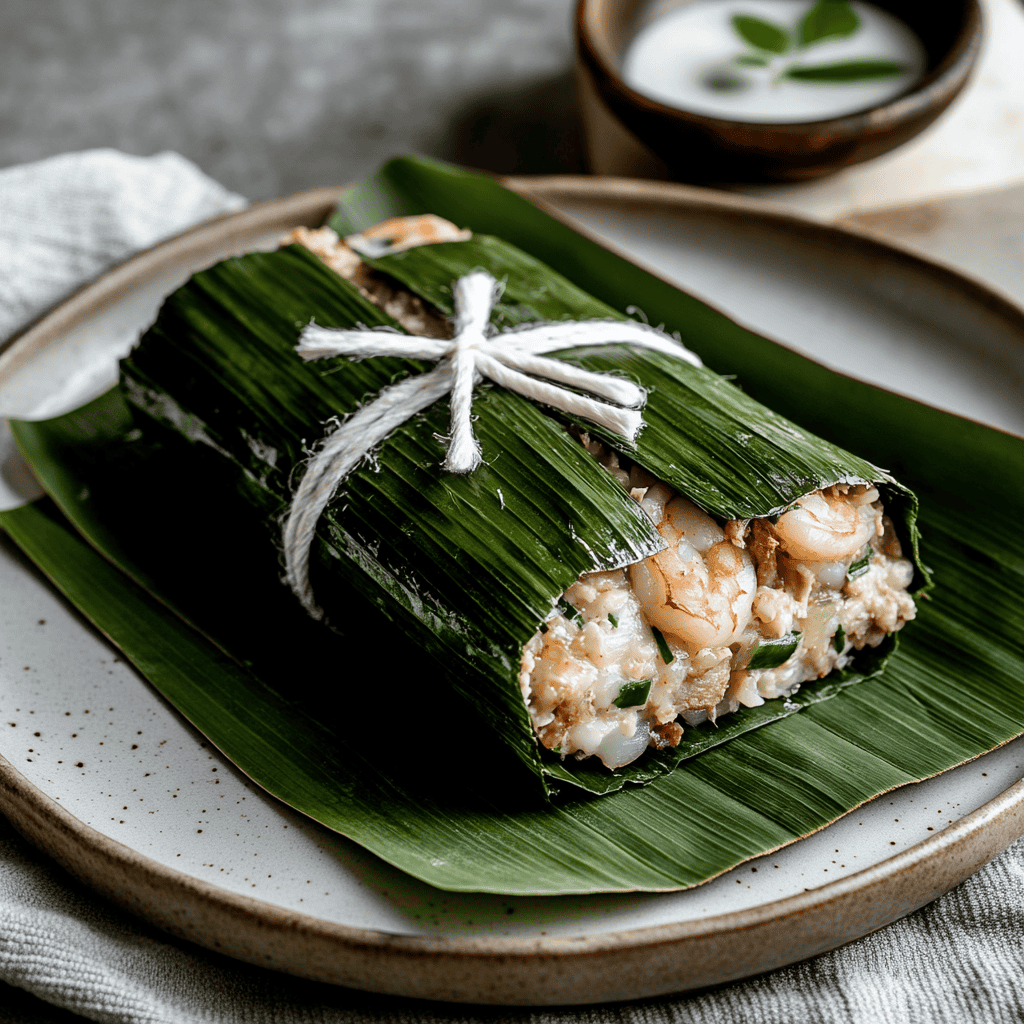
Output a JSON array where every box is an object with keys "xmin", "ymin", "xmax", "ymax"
[{"xmin": 0, "ymin": 0, "xmax": 585, "ymax": 200}]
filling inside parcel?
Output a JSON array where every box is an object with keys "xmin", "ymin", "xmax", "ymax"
[{"xmin": 520, "ymin": 437, "xmax": 917, "ymax": 769}]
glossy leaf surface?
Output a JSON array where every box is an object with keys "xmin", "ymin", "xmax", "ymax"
[{"xmin": 5, "ymin": 156, "xmax": 1023, "ymax": 894}]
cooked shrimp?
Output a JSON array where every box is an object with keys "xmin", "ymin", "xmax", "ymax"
[
  {"xmin": 629, "ymin": 485, "xmax": 757, "ymax": 653},
  {"xmin": 347, "ymin": 214, "xmax": 471, "ymax": 256},
  {"xmin": 772, "ymin": 486, "xmax": 880, "ymax": 563},
  {"xmin": 282, "ymin": 226, "xmax": 362, "ymax": 277}
]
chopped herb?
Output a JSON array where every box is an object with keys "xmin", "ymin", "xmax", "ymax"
[
  {"xmin": 613, "ymin": 679, "xmax": 652, "ymax": 709},
  {"xmin": 552, "ymin": 746, "xmax": 561, "ymax": 754},
  {"xmin": 608, "ymin": 613, "xmax": 619, "ymax": 628},
  {"xmin": 748, "ymin": 631, "xmax": 801, "ymax": 670},
  {"xmin": 558, "ymin": 598, "xmax": 584, "ymax": 627},
  {"xmin": 847, "ymin": 554, "xmax": 872, "ymax": 580},
  {"xmin": 651, "ymin": 626, "xmax": 674, "ymax": 665},
  {"xmin": 833, "ymin": 624, "xmax": 846, "ymax": 653}
]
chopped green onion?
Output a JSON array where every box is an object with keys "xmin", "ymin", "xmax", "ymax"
[
  {"xmin": 833, "ymin": 624, "xmax": 846, "ymax": 653},
  {"xmin": 651, "ymin": 626, "xmax": 674, "ymax": 664},
  {"xmin": 539, "ymin": 622, "xmax": 548, "ymax": 634},
  {"xmin": 613, "ymin": 679, "xmax": 652, "ymax": 709},
  {"xmin": 608, "ymin": 613, "xmax": 619, "ymax": 628},
  {"xmin": 558, "ymin": 598, "xmax": 584, "ymax": 627},
  {"xmin": 848, "ymin": 554, "xmax": 872, "ymax": 579},
  {"xmin": 748, "ymin": 631, "xmax": 801, "ymax": 670}
]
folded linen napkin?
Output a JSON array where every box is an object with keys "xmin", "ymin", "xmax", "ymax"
[{"xmin": 1, "ymin": 149, "xmax": 1023, "ymax": 1024}]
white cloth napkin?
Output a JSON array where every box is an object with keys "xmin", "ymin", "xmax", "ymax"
[
  {"xmin": 2, "ymin": 150, "xmax": 1024, "ymax": 1024},
  {"xmin": 0, "ymin": 149, "xmax": 245, "ymax": 345}
]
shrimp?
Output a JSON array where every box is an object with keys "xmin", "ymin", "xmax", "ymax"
[
  {"xmin": 283, "ymin": 226, "xmax": 362, "ymax": 277},
  {"xmin": 629, "ymin": 485, "xmax": 757, "ymax": 653},
  {"xmin": 347, "ymin": 214, "xmax": 471, "ymax": 255},
  {"xmin": 772, "ymin": 486, "xmax": 880, "ymax": 563}
]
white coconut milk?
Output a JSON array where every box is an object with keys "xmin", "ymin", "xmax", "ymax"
[{"xmin": 621, "ymin": 0, "xmax": 926, "ymax": 123}]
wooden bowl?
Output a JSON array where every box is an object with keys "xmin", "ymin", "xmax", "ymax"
[{"xmin": 575, "ymin": 0, "xmax": 982, "ymax": 183}]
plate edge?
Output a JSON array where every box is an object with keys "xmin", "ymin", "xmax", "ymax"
[{"xmin": 3, "ymin": 177, "xmax": 1024, "ymax": 1002}]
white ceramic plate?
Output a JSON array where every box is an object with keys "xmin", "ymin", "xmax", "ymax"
[{"xmin": 2, "ymin": 179, "xmax": 1023, "ymax": 1006}]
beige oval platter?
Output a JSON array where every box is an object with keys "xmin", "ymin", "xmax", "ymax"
[{"xmin": 1, "ymin": 177, "xmax": 1023, "ymax": 1006}]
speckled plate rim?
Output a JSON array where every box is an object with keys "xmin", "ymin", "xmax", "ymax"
[{"xmin": 2, "ymin": 177, "xmax": 1024, "ymax": 1006}]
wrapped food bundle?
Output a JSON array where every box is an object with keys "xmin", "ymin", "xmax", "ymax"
[
  {"xmin": 118, "ymin": 198, "xmax": 925, "ymax": 796},
  {"xmin": 12, "ymin": 156, "xmax": 1024, "ymax": 897}
]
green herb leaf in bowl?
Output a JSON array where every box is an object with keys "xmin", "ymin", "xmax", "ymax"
[
  {"xmin": 799, "ymin": 0, "xmax": 860, "ymax": 46},
  {"xmin": 783, "ymin": 58, "xmax": 906, "ymax": 82},
  {"xmin": 732, "ymin": 14, "xmax": 791, "ymax": 54}
]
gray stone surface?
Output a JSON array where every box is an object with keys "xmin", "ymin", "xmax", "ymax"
[{"xmin": 0, "ymin": 0, "xmax": 584, "ymax": 200}]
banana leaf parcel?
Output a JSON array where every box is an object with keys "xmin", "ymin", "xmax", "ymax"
[
  {"xmin": 119, "ymin": 228, "xmax": 930, "ymax": 786},
  {"xmin": 5, "ymin": 155, "xmax": 1023, "ymax": 895}
]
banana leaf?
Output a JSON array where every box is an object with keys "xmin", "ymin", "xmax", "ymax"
[
  {"xmin": 30, "ymin": 229, "xmax": 921, "ymax": 796},
  {"xmin": 3, "ymin": 155, "xmax": 1023, "ymax": 895}
]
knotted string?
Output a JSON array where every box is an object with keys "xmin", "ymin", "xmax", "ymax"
[{"xmin": 282, "ymin": 269, "xmax": 701, "ymax": 618}]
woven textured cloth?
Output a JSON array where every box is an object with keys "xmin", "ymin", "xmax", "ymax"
[
  {"xmin": 1, "ymin": 150, "xmax": 1023, "ymax": 1023},
  {"xmin": 2, "ymin": 807, "xmax": 1023, "ymax": 1023}
]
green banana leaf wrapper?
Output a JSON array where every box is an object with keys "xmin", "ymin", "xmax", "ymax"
[
  {"xmin": 92, "ymin": 180, "xmax": 923, "ymax": 801},
  {"xmin": 7, "ymin": 155, "xmax": 1024, "ymax": 895}
]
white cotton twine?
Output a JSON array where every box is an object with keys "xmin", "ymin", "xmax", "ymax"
[{"xmin": 282, "ymin": 269, "xmax": 701, "ymax": 619}]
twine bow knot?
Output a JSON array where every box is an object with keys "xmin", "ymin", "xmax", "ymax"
[{"xmin": 283, "ymin": 269, "xmax": 701, "ymax": 618}]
